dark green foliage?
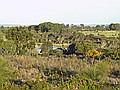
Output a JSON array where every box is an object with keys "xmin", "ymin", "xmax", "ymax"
[
  {"xmin": 37, "ymin": 22, "xmax": 65, "ymax": 32},
  {"xmin": 109, "ymin": 23, "xmax": 120, "ymax": 30},
  {"xmin": 28, "ymin": 22, "xmax": 65, "ymax": 32}
]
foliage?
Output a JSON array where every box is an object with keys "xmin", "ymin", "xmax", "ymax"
[
  {"xmin": 100, "ymin": 48, "xmax": 120, "ymax": 60},
  {"xmin": 0, "ymin": 40, "xmax": 16, "ymax": 55},
  {"xmin": 85, "ymin": 67, "xmax": 101, "ymax": 81},
  {"xmin": 0, "ymin": 56, "xmax": 10, "ymax": 83},
  {"xmin": 4, "ymin": 27, "xmax": 35, "ymax": 55},
  {"xmin": 85, "ymin": 50, "xmax": 100, "ymax": 57},
  {"xmin": 109, "ymin": 23, "xmax": 120, "ymax": 30},
  {"xmin": 0, "ymin": 55, "xmax": 119, "ymax": 90},
  {"xmin": 58, "ymin": 76, "xmax": 99, "ymax": 90},
  {"xmin": 49, "ymin": 49, "xmax": 63, "ymax": 57},
  {"xmin": 41, "ymin": 41, "xmax": 53, "ymax": 56},
  {"xmin": 75, "ymin": 41, "xmax": 94, "ymax": 54},
  {"xmin": 0, "ymin": 22, "xmax": 120, "ymax": 90}
]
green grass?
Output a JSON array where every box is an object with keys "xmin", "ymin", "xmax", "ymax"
[{"xmin": 0, "ymin": 56, "xmax": 10, "ymax": 82}]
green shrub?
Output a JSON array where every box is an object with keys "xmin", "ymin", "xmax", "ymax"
[
  {"xmin": 0, "ymin": 40, "xmax": 16, "ymax": 55},
  {"xmin": 58, "ymin": 76, "xmax": 99, "ymax": 90},
  {"xmin": 0, "ymin": 56, "xmax": 9, "ymax": 81}
]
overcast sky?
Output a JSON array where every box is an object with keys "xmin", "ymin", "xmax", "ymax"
[{"xmin": 0, "ymin": 0, "xmax": 120, "ymax": 25}]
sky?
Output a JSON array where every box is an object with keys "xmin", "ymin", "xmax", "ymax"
[{"xmin": 0, "ymin": 0, "xmax": 120, "ymax": 25}]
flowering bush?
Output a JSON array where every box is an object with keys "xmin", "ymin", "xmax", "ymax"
[{"xmin": 85, "ymin": 50, "xmax": 100, "ymax": 57}]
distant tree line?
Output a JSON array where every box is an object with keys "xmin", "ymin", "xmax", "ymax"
[
  {"xmin": 28, "ymin": 22, "xmax": 120, "ymax": 32},
  {"xmin": 0, "ymin": 22, "xmax": 119, "ymax": 60}
]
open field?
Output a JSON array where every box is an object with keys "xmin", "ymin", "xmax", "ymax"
[
  {"xmin": 37, "ymin": 43, "xmax": 69, "ymax": 48},
  {"xmin": 79, "ymin": 30, "xmax": 120, "ymax": 37}
]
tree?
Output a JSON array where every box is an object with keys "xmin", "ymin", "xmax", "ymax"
[
  {"xmin": 75, "ymin": 42, "xmax": 84, "ymax": 54},
  {"xmin": 34, "ymin": 25, "xmax": 39, "ymax": 33},
  {"xmin": 75, "ymin": 41, "xmax": 94, "ymax": 55},
  {"xmin": 38, "ymin": 22, "xmax": 64, "ymax": 32},
  {"xmin": 95, "ymin": 25, "xmax": 101, "ymax": 30},
  {"xmin": 109, "ymin": 23, "xmax": 120, "ymax": 30},
  {"xmin": 41, "ymin": 41, "xmax": 53, "ymax": 56},
  {"xmin": 5, "ymin": 27, "xmax": 35, "ymax": 55},
  {"xmin": 65, "ymin": 24, "xmax": 69, "ymax": 28},
  {"xmin": 80, "ymin": 24, "xmax": 84, "ymax": 30}
]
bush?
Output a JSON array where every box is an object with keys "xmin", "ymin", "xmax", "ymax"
[
  {"xmin": 0, "ymin": 56, "xmax": 10, "ymax": 82},
  {"xmin": 0, "ymin": 40, "xmax": 16, "ymax": 55}
]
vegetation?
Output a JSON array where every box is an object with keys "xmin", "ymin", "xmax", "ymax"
[{"xmin": 0, "ymin": 22, "xmax": 120, "ymax": 90}]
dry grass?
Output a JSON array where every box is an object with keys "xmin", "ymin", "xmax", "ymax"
[
  {"xmin": 79, "ymin": 30, "xmax": 119, "ymax": 37},
  {"xmin": 1, "ymin": 55, "xmax": 119, "ymax": 90}
]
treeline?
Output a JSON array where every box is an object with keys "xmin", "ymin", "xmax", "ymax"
[{"xmin": 27, "ymin": 22, "xmax": 120, "ymax": 32}]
